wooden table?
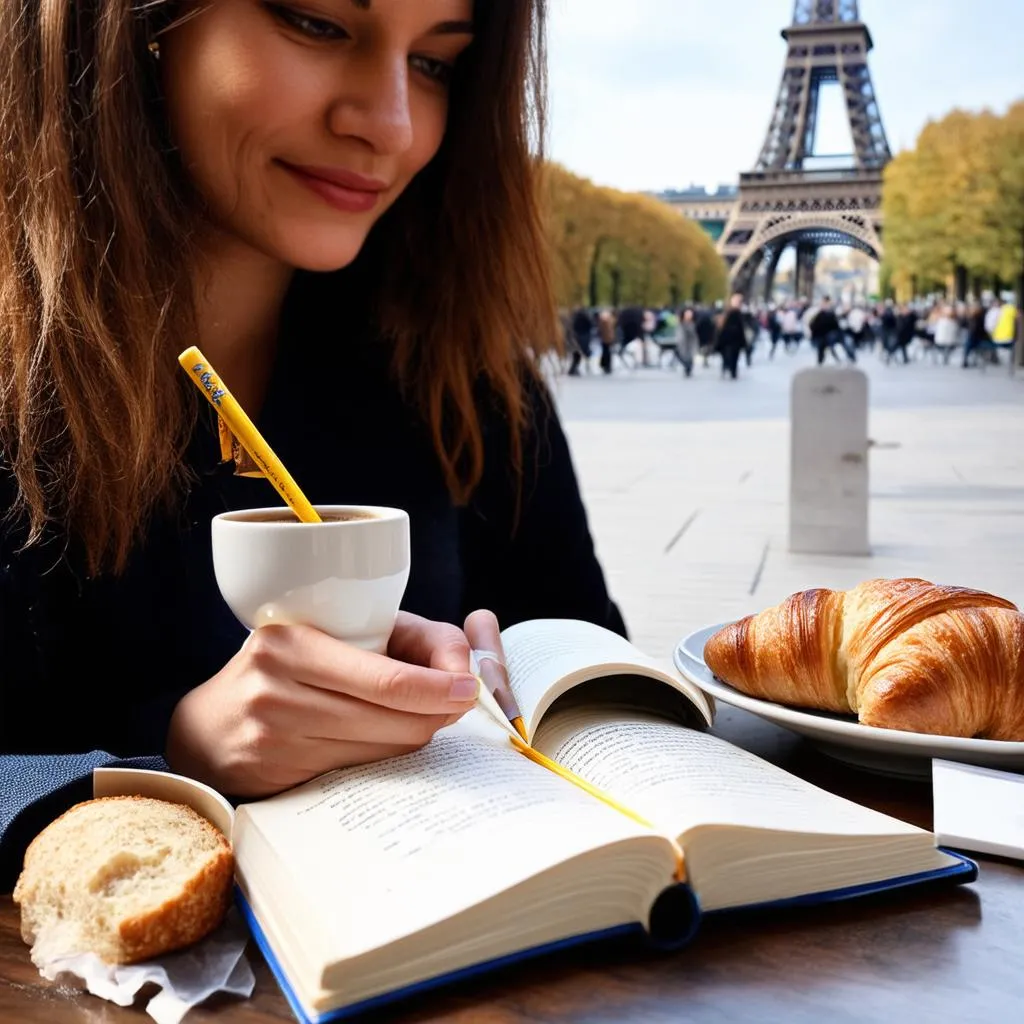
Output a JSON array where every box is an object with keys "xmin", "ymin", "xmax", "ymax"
[{"xmin": 3, "ymin": 708, "xmax": 1022, "ymax": 1023}]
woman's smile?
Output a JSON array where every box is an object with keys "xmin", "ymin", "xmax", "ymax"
[{"xmin": 276, "ymin": 160, "xmax": 390, "ymax": 214}]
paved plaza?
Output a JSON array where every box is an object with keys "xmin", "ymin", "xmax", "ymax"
[{"xmin": 550, "ymin": 345, "xmax": 1024, "ymax": 662}]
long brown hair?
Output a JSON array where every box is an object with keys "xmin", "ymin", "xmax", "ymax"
[{"xmin": 0, "ymin": 0, "xmax": 558, "ymax": 575}]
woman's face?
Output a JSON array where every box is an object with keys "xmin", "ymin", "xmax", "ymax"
[{"xmin": 160, "ymin": 0, "xmax": 474, "ymax": 270}]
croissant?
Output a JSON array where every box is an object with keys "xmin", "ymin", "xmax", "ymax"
[{"xmin": 703, "ymin": 578, "xmax": 1024, "ymax": 741}]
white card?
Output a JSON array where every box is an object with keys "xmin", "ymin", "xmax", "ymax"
[{"xmin": 932, "ymin": 759, "xmax": 1024, "ymax": 861}]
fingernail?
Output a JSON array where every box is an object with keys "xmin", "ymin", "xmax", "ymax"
[{"xmin": 449, "ymin": 675, "xmax": 479, "ymax": 701}]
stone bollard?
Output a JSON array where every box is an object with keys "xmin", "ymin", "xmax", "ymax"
[{"xmin": 789, "ymin": 367, "xmax": 870, "ymax": 556}]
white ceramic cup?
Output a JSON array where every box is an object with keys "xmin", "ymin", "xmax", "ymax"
[{"xmin": 211, "ymin": 505, "xmax": 411, "ymax": 655}]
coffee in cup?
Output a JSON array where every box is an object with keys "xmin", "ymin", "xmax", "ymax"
[
  {"xmin": 211, "ymin": 505, "xmax": 410, "ymax": 655},
  {"xmin": 229, "ymin": 509, "xmax": 381, "ymax": 524}
]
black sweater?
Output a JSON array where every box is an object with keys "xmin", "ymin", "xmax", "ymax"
[{"xmin": 0, "ymin": 272, "xmax": 624, "ymax": 888}]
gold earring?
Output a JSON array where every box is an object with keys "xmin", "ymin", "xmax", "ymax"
[{"xmin": 147, "ymin": 39, "xmax": 161, "ymax": 60}]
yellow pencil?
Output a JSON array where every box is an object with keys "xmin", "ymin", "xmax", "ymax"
[{"xmin": 177, "ymin": 346, "xmax": 321, "ymax": 524}]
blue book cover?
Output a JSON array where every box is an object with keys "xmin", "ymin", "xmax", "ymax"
[{"xmin": 236, "ymin": 851, "xmax": 976, "ymax": 1024}]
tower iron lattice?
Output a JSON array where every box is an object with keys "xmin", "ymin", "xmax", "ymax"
[{"xmin": 718, "ymin": 0, "xmax": 891, "ymax": 299}]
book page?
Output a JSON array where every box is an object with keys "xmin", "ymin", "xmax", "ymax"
[
  {"xmin": 533, "ymin": 708, "xmax": 923, "ymax": 840},
  {"xmin": 500, "ymin": 618, "xmax": 712, "ymax": 738},
  {"xmin": 234, "ymin": 709, "xmax": 662, "ymax": 961}
]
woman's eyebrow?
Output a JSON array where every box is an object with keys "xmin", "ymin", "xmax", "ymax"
[{"xmin": 428, "ymin": 20, "xmax": 475, "ymax": 36}]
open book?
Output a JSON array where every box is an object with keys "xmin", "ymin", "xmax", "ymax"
[{"xmin": 93, "ymin": 618, "xmax": 975, "ymax": 1024}]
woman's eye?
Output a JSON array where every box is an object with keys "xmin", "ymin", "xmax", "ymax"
[
  {"xmin": 266, "ymin": 4, "xmax": 349, "ymax": 41},
  {"xmin": 410, "ymin": 55, "xmax": 454, "ymax": 86}
]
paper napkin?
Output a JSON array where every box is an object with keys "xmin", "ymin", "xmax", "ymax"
[
  {"xmin": 32, "ymin": 906, "xmax": 255, "ymax": 1024},
  {"xmin": 932, "ymin": 759, "xmax": 1024, "ymax": 861}
]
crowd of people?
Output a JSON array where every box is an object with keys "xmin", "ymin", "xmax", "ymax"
[{"xmin": 562, "ymin": 294, "xmax": 1020, "ymax": 378}]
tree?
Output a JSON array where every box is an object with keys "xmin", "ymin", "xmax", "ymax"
[
  {"xmin": 881, "ymin": 102, "xmax": 1024, "ymax": 301},
  {"xmin": 991, "ymin": 102, "xmax": 1024, "ymax": 302},
  {"xmin": 540, "ymin": 164, "xmax": 727, "ymax": 309}
]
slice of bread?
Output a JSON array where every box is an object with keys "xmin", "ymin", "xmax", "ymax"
[{"xmin": 13, "ymin": 796, "xmax": 234, "ymax": 965}]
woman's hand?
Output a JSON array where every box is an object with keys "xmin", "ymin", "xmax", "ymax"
[{"xmin": 165, "ymin": 612, "xmax": 478, "ymax": 797}]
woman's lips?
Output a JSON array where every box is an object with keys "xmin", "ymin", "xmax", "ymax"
[{"xmin": 279, "ymin": 162, "xmax": 387, "ymax": 214}]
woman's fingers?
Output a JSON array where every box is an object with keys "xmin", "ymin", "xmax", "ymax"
[
  {"xmin": 257, "ymin": 676, "xmax": 462, "ymax": 748},
  {"xmin": 388, "ymin": 611, "xmax": 472, "ymax": 673},
  {"xmin": 464, "ymin": 609, "xmax": 520, "ymax": 727},
  {"xmin": 463, "ymin": 609, "xmax": 505, "ymax": 660},
  {"xmin": 241, "ymin": 624, "xmax": 479, "ymax": 714},
  {"xmin": 168, "ymin": 618, "xmax": 483, "ymax": 799}
]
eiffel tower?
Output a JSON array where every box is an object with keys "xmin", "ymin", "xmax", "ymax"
[{"xmin": 719, "ymin": 0, "xmax": 891, "ymax": 299}]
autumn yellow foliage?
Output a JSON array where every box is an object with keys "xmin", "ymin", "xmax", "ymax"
[
  {"xmin": 540, "ymin": 164, "xmax": 728, "ymax": 308},
  {"xmin": 883, "ymin": 101, "xmax": 1024, "ymax": 300}
]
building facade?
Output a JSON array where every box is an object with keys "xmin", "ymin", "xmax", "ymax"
[{"xmin": 654, "ymin": 185, "xmax": 739, "ymax": 244}]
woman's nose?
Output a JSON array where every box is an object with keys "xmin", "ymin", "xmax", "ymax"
[{"xmin": 327, "ymin": 52, "xmax": 414, "ymax": 156}]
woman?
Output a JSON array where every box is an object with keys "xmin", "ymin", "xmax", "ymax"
[{"xmin": 0, "ymin": 0, "xmax": 625, "ymax": 887}]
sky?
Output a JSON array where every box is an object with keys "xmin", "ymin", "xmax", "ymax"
[{"xmin": 545, "ymin": 0, "xmax": 1024, "ymax": 193}]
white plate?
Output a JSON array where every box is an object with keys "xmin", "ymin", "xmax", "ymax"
[{"xmin": 674, "ymin": 624, "xmax": 1024, "ymax": 779}]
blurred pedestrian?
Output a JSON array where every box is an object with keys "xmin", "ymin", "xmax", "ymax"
[
  {"xmin": 597, "ymin": 309, "xmax": 617, "ymax": 375},
  {"xmin": 932, "ymin": 304, "xmax": 959, "ymax": 364},
  {"xmin": 568, "ymin": 307, "xmax": 593, "ymax": 376},
  {"xmin": 880, "ymin": 301, "xmax": 898, "ymax": 356},
  {"xmin": 780, "ymin": 304, "xmax": 802, "ymax": 352},
  {"xmin": 809, "ymin": 297, "xmax": 853, "ymax": 365},
  {"xmin": 617, "ymin": 306, "xmax": 644, "ymax": 364},
  {"xmin": 847, "ymin": 304, "xmax": 868, "ymax": 349},
  {"xmin": 677, "ymin": 309, "xmax": 698, "ymax": 378},
  {"xmin": 716, "ymin": 294, "xmax": 747, "ymax": 380},
  {"xmin": 766, "ymin": 306, "xmax": 782, "ymax": 358},
  {"xmin": 993, "ymin": 302, "xmax": 1018, "ymax": 347},
  {"xmin": 963, "ymin": 303, "xmax": 993, "ymax": 368},
  {"xmin": 695, "ymin": 307, "xmax": 716, "ymax": 367},
  {"xmin": 889, "ymin": 305, "xmax": 917, "ymax": 365}
]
